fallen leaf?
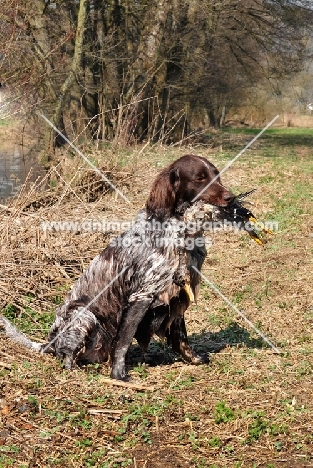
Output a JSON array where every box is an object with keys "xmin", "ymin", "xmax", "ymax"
[{"xmin": 1, "ymin": 406, "xmax": 10, "ymax": 416}]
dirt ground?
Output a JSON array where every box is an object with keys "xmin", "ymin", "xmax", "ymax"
[{"xmin": 0, "ymin": 128, "xmax": 312, "ymax": 467}]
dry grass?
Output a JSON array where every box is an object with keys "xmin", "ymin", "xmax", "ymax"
[{"xmin": 0, "ymin": 128, "xmax": 313, "ymax": 467}]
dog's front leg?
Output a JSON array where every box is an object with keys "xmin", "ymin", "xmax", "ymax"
[
  {"xmin": 111, "ymin": 299, "xmax": 152, "ymax": 381},
  {"xmin": 167, "ymin": 316, "xmax": 207, "ymax": 364}
]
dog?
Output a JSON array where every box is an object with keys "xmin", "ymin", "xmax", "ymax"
[{"xmin": 0, "ymin": 155, "xmax": 235, "ymax": 380}]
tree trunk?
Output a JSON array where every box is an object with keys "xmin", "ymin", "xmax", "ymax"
[{"xmin": 46, "ymin": 0, "xmax": 87, "ymax": 155}]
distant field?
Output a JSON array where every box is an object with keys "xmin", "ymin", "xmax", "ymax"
[
  {"xmin": 220, "ymin": 126, "xmax": 313, "ymax": 150},
  {"xmin": 0, "ymin": 127, "xmax": 312, "ymax": 467},
  {"xmin": 222, "ymin": 127, "xmax": 313, "ymax": 135}
]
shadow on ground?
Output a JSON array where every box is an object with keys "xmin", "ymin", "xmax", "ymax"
[
  {"xmin": 219, "ymin": 130, "xmax": 313, "ymax": 155},
  {"xmin": 257, "ymin": 133, "xmax": 313, "ymax": 151},
  {"xmin": 128, "ymin": 321, "xmax": 266, "ymax": 368}
]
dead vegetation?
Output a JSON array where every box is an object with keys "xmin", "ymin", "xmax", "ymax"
[{"xmin": 0, "ymin": 130, "xmax": 312, "ymax": 467}]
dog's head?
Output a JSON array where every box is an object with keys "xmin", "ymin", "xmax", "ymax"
[{"xmin": 146, "ymin": 155, "xmax": 235, "ymax": 219}]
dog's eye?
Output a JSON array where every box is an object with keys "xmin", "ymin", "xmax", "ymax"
[{"xmin": 195, "ymin": 175, "xmax": 206, "ymax": 182}]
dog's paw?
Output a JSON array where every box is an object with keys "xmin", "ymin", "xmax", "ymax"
[
  {"xmin": 57, "ymin": 353, "xmax": 75, "ymax": 370},
  {"xmin": 190, "ymin": 354, "xmax": 208, "ymax": 365},
  {"xmin": 110, "ymin": 368, "xmax": 130, "ymax": 381},
  {"xmin": 63, "ymin": 356, "xmax": 74, "ymax": 369}
]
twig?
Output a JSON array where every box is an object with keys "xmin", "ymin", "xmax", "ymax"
[
  {"xmin": 0, "ymin": 361, "xmax": 12, "ymax": 369},
  {"xmin": 87, "ymin": 408, "xmax": 126, "ymax": 415},
  {"xmin": 101, "ymin": 378, "xmax": 155, "ymax": 392},
  {"xmin": 0, "ymin": 203, "xmax": 37, "ymax": 219}
]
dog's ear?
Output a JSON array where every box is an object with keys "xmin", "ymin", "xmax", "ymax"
[
  {"xmin": 146, "ymin": 167, "xmax": 180, "ymax": 219},
  {"xmin": 169, "ymin": 167, "xmax": 180, "ymax": 187}
]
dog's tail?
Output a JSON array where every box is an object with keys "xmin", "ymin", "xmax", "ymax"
[{"xmin": 0, "ymin": 315, "xmax": 53, "ymax": 354}]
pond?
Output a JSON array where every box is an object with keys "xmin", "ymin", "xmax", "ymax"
[{"xmin": 0, "ymin": 143, "xmax": 44, "ymax": 201}]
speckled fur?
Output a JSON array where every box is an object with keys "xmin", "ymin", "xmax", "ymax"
[{"xmin": 1, "ymin": 155, "xmax": 235, "ymax": 380}]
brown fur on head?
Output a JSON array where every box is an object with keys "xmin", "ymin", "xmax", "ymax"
[
  {"xmin": 146, "ymin": 154, "xmax": 235, "ymax": 219},
  {"xmin": 145, "ymin": 166, "xmax": 180, "ymax": 219}
]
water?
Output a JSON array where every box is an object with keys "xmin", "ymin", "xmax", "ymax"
[
  {"xmin": 0, "ymin": 86, "xmax": 45, "ymax": 200},
  {"xmin": 0, "ymin": 144, "xmax": 44, "ymax": 201}
]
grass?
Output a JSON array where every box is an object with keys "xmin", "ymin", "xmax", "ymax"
[
  {"xmin": 0, "ymin": 126, "xmax": 313, "ymax": 467},
  {"xmin": 221, "ymin": 125, "xmax": 313, "ymax": 141},
  {"xmin": 0, "ymin": 118, "xmax": 10, "ymax": 127},
  {"xmin": 214, "ymin": 401, "xmax": 235, "ymax": 424}
]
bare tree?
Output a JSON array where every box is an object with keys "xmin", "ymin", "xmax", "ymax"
[{"xmin": 1, "ymin": 0, "xmax": 312, "ymax": 152}]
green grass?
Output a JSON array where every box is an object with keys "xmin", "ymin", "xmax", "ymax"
[
  {"xmin": 217, "ymin": 127, "xmax": 313, "ymax": 161},
  {"xmin": 221, "ymin": 126, "xmax": 313, "ymax": 137},
  {"xmin": 214, "ymin": 401, "xmax": 235, "ymax": 424},
  {"xmin": 246, "ymin": 412, "xmax": 268, "ymax": 444},
  {"xmin": 2, "ymin": 302, "xmax": 55, "ymax": 337},
  {"xmin": 0, "ymin": 118, "xmax": 10, "ymax": 126}
]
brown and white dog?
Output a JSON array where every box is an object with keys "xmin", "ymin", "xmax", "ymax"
[{"xmin": 0, "ymin": 155, "xmax": 235, "ymax": 380}]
